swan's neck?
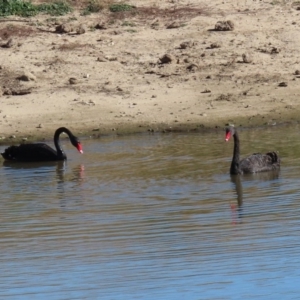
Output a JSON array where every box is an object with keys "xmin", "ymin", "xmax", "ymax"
[
  {"xmin": 230, "ymin": 131, "xmax": 241, "ymax": 175},
  {"xmin": 54, "ymin": 127, "xmax": 72, "ymax": 158}
]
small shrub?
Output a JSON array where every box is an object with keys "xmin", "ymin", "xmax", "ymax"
[
  {"xmin": 0, "ymin": 0, "xmax": 37, "ymax": 17},
  {"xmin": 37, "ymin": 2, "xmax": 72, "ymax": 16},
  {"xmin": 126, "ymin": 28, "xmax": 136, "ymax": 33},
  {"xmin": 109, "ymin": 3, "xmax": 135, "ymax": 13},
  {"xmin": 121, "ymin": 20, "xmax": 136, "ymax": 27},
  {"xmin": 82, "ymin": 0, "xmax": 103, "ymax": 15}
]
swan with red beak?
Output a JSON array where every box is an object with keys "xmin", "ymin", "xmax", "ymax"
[
  {"xmin": 225, "ymin": 125, "xmax": 280, "ymax": 175},
  {"xmin": 1, "ymin": 127, "xmax": 83, "ymax": 162}
]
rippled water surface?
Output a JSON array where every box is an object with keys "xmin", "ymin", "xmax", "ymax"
[{"xmin": 1, "ymin": 125, "xmax": 300, "ymax": 299}]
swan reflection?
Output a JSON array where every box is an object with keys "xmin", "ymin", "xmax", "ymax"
[
  {"xmin": 230, "ymin": 170, "xmax": 280, "ymax": 224},
  {"xmin": 3, "ymin": 160, "xmax": 65, "ymax": 169},
  {"xmin": 56, "ymin": 164, "xmax": 85, "ymax": 208}
]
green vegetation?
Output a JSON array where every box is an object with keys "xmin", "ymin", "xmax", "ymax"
[
  {"xmin": 0, "ymin": 0, "xmax": 72, "ymax": 17},
  {"xmin": 270, "ymin": 0, "xmax": 284, "ymax": 4},
  {"xmin": 81, "ymin": 0, "xmax": 103, "ymax": 16},
  {"xmin": 37, "ymin": 1, "xmax": 71, "ymax": 16},
  {"xmin": 0, "ymin": 0, "xmax": 136, "ymax": 17},
  {"xmin": 109, "ymin": 3, "xmax": 135, "ymax": 13},
  {"xmin": 126, "ymin": 28, "xmax": 136, "ymax": 33},
  {"xmin": 82, "ymin": 2, "xmax": 135, "ymax": 16},
  {"xmin": 0, "ymin": 0, "xmax": 35, "ymax": 17},
  {"xmin": 121, "ymin": 20, "xmax": 136, "ymax": 27}
]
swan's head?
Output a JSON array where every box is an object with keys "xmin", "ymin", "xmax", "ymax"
[
  {"xmin": 76, "ymin": 142, "xmax": 83, "ymax": 154},
  {"xmin": 71, "ymin": 136, "xmax": 83, "ymax": 154},
  {"xmin": 225, "ymin": 125, "xmax": 235, "ymax": 142}
]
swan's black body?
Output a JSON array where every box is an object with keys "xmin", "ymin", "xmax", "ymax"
[
  {"xmin": 225, "ymin": 126, "xmax": 280, "ymax": 175},
  {"xmin": 1, "ymin": 127, "xmax": 83, "ymax": 162}
]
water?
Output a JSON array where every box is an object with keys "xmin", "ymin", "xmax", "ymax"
[{"xmin": 1, "ymin": 125, "xmax": 300, "ymax": 299}]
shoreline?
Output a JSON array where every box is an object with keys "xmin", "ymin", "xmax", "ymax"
[
  {"xmin": 1, "ymin": 0, "xmax": 300, "ymax": 144},
  {"xmin": 0, "ymin": 113, "xmax": 298, "ymax": 146}
]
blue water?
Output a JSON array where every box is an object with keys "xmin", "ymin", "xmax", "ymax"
[{"xmin": 0, "ymin": 126, "xmax": 300, "ymax": 299}]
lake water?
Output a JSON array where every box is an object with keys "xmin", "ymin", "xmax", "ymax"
[{"xmin": 1, "ymin": 125, "xmax": 300, "ymax": 299}]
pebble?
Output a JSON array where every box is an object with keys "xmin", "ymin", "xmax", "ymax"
[
  {"xmin": 18, "ymin": 71, "xmax": 36, "ymax": 82},
  {"xmin": 69, "ymin": 77, "xmax": 77, "ymax": 85},
  {"xmin": 278, "ymin": 82, "xmax": 288, "ymax": 87}
]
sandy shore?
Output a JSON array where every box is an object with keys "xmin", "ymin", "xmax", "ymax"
[{"xmin": 0, "ymin": 0, "xmax": 300, "ymax": 143}]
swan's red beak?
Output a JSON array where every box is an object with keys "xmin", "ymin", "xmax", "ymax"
[
  {"xmin": 76, "ymin": 143, "xmax": 83, "ymax": 154},
  {"xmin": 225, "ymin": 132, "xmax": 231, "ymax": 142}
]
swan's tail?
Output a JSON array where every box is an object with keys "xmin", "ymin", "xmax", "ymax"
[{"xmin": 266, "ymin": 151, "xmax": 280, "ymax": 164}]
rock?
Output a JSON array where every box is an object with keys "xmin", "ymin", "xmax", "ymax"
[
  {"xmin": 186, "ymin": 64, "xmax": 198, "ymax": 72},
  {"xmin": 4, "ymin": 88, "xmax": 32, "ymax": 95},
  {"xmin": 242, "ymin": 53, "xmax": 253, "ymax": 63},
  {"xmin": 295, "ymin": 70, "xmax": 300, "ymax": 75},
  {"xmin": 270, "ymin": 47, "xmax": 280, "ymax": 54},
  {"xmin": 3, "ymin": 88, "xmax": 12, "ymax": 95},
  {"xmin": 159, "ymin": 54, "xmax": 174, "ymax": 64},
  {"xmin": 210, "ymin": 42, "xmax": 221, "ymax": 49},
  {"xmin": 166, "ymin": 21, "xmax": 181, "ymax": 29},
  {"xmin": 1, "ymin": 38, "xmax": 14, "ymax": 48},
  {"xmin": 95, "ymin": 22, "xmax": 107, "ymax": 30},
  {"xmin": 151, "ymin": 20, "xmax": 160, "ymax": 29},
  {"xmin": 76, "ymin": 24, "xmax": 86, "ymax": 34},
  {"xmin": 278, "ymin": 82, "xmax": 288, "ymax": 87},
  {"xmin": 214, "ymin": 20, "xmax": 235, "ymax": 31},
  {"xmin": 55, "ymin": 23, "xmax": 74, "ymax": 34},
  {"xmin": 18, "ymin": 71, "xmax": 36, "ymax": 81},
  {"xmin": 179, "ymin": 41, "xmax": 194, "ymax": 49},
  {"xmin": 215, "ymin": 93, "xmax": 236, "ymax": 102},
  {"xmin": 97, "ymin": 55, "xmax": 108, "ymax": 62},
  {"xmin": 69, "ymin": 77, "xmax": 77, "ymax": 84}
]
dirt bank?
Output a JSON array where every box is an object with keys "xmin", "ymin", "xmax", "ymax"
[{"xmin": 1, "ymin": 0, "xmax": 300, "ymax": 143}]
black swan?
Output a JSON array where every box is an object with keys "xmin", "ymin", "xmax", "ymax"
[
  {"xmin": 225, "ymin": 125, "xmax": 280, "ymax": 174},
  {"xmin": 1, "ymin": 127, "xmax": 83, "ymax": 162}
]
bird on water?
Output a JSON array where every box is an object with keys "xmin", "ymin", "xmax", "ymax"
[
  {"xmin": 1, "ymin": 127, "xmax": 83, "ymax": 162},
  {"xmin": 225, "ymin": 125, "xmax": 280, "ymax": 175}
]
